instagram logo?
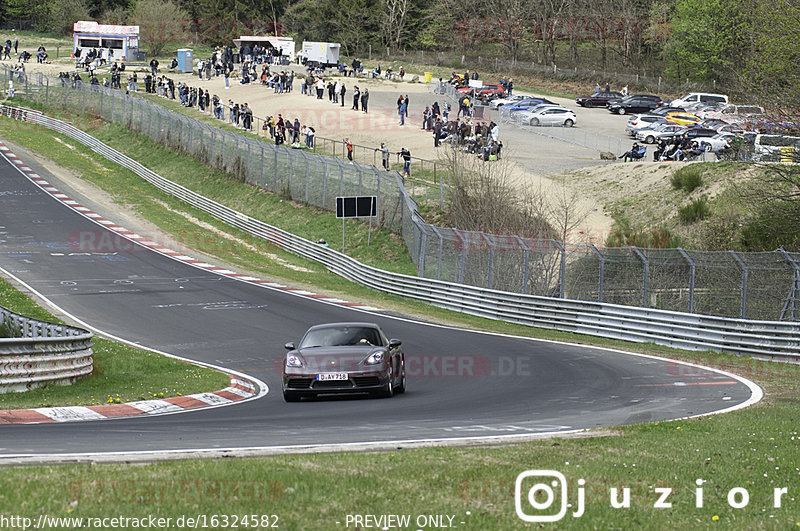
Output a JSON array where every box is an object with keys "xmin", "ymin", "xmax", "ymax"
[{"xmin": 515, "ymin": 470, "xmax": 585, "ymax": 522}]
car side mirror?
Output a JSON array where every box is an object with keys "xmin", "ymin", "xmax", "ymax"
[
  {"xmin": 389, "ymin": 339, "xmax": 402, "ymax": 348},
  {"xmin": 284, "ymin": 342, "xmax": 296, "ymax": 350}
]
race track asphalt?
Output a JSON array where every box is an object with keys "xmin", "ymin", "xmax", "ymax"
[{"xmin": 0, "ymin": 147, "xmax": 757, "ymax": 458}]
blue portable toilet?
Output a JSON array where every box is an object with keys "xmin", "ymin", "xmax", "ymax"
[{"xmin": 177, "ymin": 49, "xmax": 193, "ymax": 73}]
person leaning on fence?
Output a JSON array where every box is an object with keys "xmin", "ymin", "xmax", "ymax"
[
  {"xmin": 398, "ymin": 147, "xmax": 411, "ymax": 177},
  {"xmin": 376, "ymin": 142, "xmax": 390, "ymax": 170}
]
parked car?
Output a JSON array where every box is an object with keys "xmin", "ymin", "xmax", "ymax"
[
  {"xmin": 625, "ymin": 114, "xmax": 668, "ymax": 136},
  {"xmin": 519, "ymin": 107, "xmax": 577, "ymax": 127},
  {"xmin": 504, "ymin": 98, "xmax": 556, "ymax": 113},
  {"xmin": 457, "ymin": 82, "xmax": 505, "ymax": 99},
  {"xmin": 646, "ymin": 106, "xmax": 684, "ymax": 118},
  {"xmin": 282, "ymin": 322, "xmax": 406, "ymax": 401},
  {"xmin": 682, "ymin": 127, "xmax": 719, "ymax": 141},
  {"xmin": 699, "ymin": 104, "xmax": 765, "ymax": 125},
  {"xmin": 699, "ymin": 132, "xmax": 738, "ymax": 153},
  {"xmin": 753, "ymin": 134, "xmax": 800, "ymax": 161},
  {"xmin": 636, "ymin": 123, "xmax": 687, "ymax": 144},
  {"xmin": 670, "ymin": 92, "xmax": 729, "ymax": 108},
  {"xmin": 489, "ymin": 93, "xmax": 533, "ymax": 108},
  {"xmin": 665, "ymin": 112, "xmax": 702, "ymax": 126},
  {"xmin": 608, "ymin": 95, "xmax": 662, "ymax": 115},
  {"xmin": 576, "ymin": 92, "xmax": 624, "ymax": 107}
]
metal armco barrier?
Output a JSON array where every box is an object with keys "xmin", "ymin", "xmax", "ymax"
[
  {"xmin": 0, "ymin": 304, "xmax": 94, "ymax": 393},
  {"xmin": 4, "ymin": 108, "xmax": 799, "ymax": 362}
]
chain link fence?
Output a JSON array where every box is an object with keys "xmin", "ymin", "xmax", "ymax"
[{"xmin": 3, "ymin": 66, "xmax": 798, "ymax": 321}]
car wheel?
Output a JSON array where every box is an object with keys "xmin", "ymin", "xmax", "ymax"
[
  {"xmin": 705, "ymin": 144, "xmax": 713, "ymax": 152},
  {"xmin": 283, "ymin": 391, "xmax": 302, "ymax": 402},
  {"xmin": 395, "ymin": 360, "xmax": 406, "ymax": 394},
  {"xmin": 617, "ymin": 107, "xmax": 626, "ymax": 115},
  {"xmin": 584, "ymin": 101, "xmax": 593, "ymax": 108},
  {"xmin": 564, "ymin": 119, "xmax": 574, "ymax": 127},
  {"xmin": 378, "ymin": 375, "xmax": 394, "ymax": 398},
  {"xmin": 530, "ymin": 118, "xmax": 540, "ymax": 126},
  {"xmin": 645, "ymin": 135, "xmax": 655, "ymax": 144}
]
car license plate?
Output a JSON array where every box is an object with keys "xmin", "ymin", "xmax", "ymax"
[{"xmin": 317, "ymin": 373, "xmax": 348, "ymax": 381}]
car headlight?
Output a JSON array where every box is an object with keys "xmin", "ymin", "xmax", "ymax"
[
  {"xmin": 365, "ymin": 351, "xmax": 384, "ymax": 365},
  {"xmin": 286, "ymin": 353, "xmax": 303, "ymax": 368}
]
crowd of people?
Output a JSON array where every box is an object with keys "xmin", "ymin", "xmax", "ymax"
[{"xmin": 3, "ymin": 36, "xmax": 505, "ymax": 174}]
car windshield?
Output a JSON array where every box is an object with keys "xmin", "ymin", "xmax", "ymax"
[{"xmin": 299, "ymin": 326, "xmax": 383, "ymax": 348}]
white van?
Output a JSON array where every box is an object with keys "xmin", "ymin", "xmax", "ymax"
[
  {"xmin": 753, "ymin": 134, "xmax": 800, "ymax": 161},
  {"xmin": 671, "ymin": 92, "xmax": 729, "ymax": 108}
]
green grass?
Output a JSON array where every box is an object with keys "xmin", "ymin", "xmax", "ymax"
[
  {"xmin": 670, "ymin": 165, "xmax": 704, "ymax": 193},
  {"xmin": 678, "ymin": 196, "xmax": 711, "ymax": 224},
  {"xmin": 0, "ymin": 277, "xmax": 229, "ymax": 408}
]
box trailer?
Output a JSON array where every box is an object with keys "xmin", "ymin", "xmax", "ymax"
[{"xmin": 300, "ymin": 42, "xmax": 340, "ymax": 67}]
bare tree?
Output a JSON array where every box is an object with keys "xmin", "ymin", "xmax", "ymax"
[
  {"xmin": 382, "ymin": 0, "xmax": 410, "ymax": 49},
  {"xmin": 547, "ymin": 181, "xmax": 590, "ymax": 244},
  {"xmin": 440, "ymin": 144, "xmax": 551, "ymax": 235}
]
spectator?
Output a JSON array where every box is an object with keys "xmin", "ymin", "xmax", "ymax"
[
  {"xmin": 345, "ymin": 138, "xmax": 354, "ymax": 161},
  {"xmin": 398, "ymin": 147, "xmax": 411, "ymax": 177},
  {"xmin": 376, "ymin": 142, "xmax": 389, "ymax": 170}
]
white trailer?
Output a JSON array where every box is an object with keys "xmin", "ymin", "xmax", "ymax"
[{"xmin": 300, "ymin": 42, "xmax": 340, "ymax": 67}]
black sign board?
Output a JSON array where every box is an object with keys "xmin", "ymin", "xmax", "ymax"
[{"xmin": 336, "ymin": 196, "xmax": 377, "ymax": 218}]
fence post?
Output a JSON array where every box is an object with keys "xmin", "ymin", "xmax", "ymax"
[
  {"xmin": 779, "ymin": 248, "xmax": 800, "ymax": 321},
  {"xmin": 552, "ymin": 239, "xmax": 566, "ymax": 298},
  {"xmin": 431, "ymin": 226, "xmax": 444, "ymax": 280},
  {"xmin": 515, "ymin": 236, "xmax": 530, "ymax": 294},
  {"xmin": 454, "ymin": 229, "xmax": 467, "ymax": 284},
  {"xmin": 482, "ymin": 233, "xmax": 495, "ymax": 289},
  {"xmin": 321, "ymin": 157, "xmax": 328, "ymax": 209},
  {"xmin": 303, "ymin": 150, "xmax": 310, "ymax": 202},
  {"xmin": 730, "ymin": 250, "xmax": 748, "ymax": 318},
  {"xmin": 676, "ymin": 248, "xmax": 696, "ymax": 313},
  {"xmin": 589, "ymin": 244, "xmax": 605, "ymax": 302},
  {"xmin": 259, "ymin": 144, "xmax": 266, "ymax": 187},
  {"xmin": 632, "ymin": 247, "xmax": 649, "ymax": 308}
]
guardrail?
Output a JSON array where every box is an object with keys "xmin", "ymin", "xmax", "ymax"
[
  {"xmin": 6, "ymin": 107, "xmax": 799, "ymax": 361},
  {"xmin": 0, "ymin": 304, "xmax": 94, "ymax": 393}
]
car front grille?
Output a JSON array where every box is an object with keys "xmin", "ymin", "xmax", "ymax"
[
  {"xmin": 353, "ymin": 376, "xmax": 380, "ymax": 387},
  {"xmin": 312, "ymin": 380, "xmax": 354, "ymax": 389},
  {"xmin": 286, "ymin": 378, "xmax": 313, "ymax": 389}
]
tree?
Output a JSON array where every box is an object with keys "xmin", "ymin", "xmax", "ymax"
[
  {"xmin": 38, "ymin": 0, "xmax": 91, "ymax": 34},
  {"xmin": 742, "ymin": 0, "xmax": 800, "ymax": 106},
  {"xmin": 129, "ymin": 0, "xmax": 189, "ymax": 56},
  {"xmin": 381, "ymin": 0, "xmax": 410, "ymax": 49},
  {"xmin": 661, "ymin": 0, "xmax": 749, "ymax": 85}
]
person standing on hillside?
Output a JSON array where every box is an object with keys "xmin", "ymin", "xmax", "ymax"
[
  {"xmin": 339, "ymin": 82, "xmax": 346, "ymax": 107},
  {"xmin": 404, "ymin": 95, "xmax": 409, "ymax": 117},
  {"xmin": 398, "ymin": 98, "xmax": 407, "ymax": 125},
  {"xmin": 352, "ymin": 86, "xmax": 360, "ymax": 110},
  {"xmin": 150, "ymin": 57, "xmax": 159, "ymax": 76},
  {"xmin": 361, "ymin": 88, "xmax": 369, "ymax": 113},
  {"xmin": 433, "ymin": 118, "xmax": 442, "ymax": 147}
]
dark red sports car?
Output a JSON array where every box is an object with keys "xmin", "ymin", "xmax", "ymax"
[
  {"xmin": 576, "ymin": 92, "xmax": 624, "ymax": 107},
  {"xmin": 282, "ymin": 322, "xmax": 406, "ymax": 402}
]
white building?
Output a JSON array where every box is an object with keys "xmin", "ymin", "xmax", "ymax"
[{"xmin": 72, "ymin": 21, "xmax": 140, "ymax": 61}]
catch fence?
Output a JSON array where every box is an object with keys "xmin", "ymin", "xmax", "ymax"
[{"xmin": 2, "ymin": 66, "xmax": 798, "ymax": 321}]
